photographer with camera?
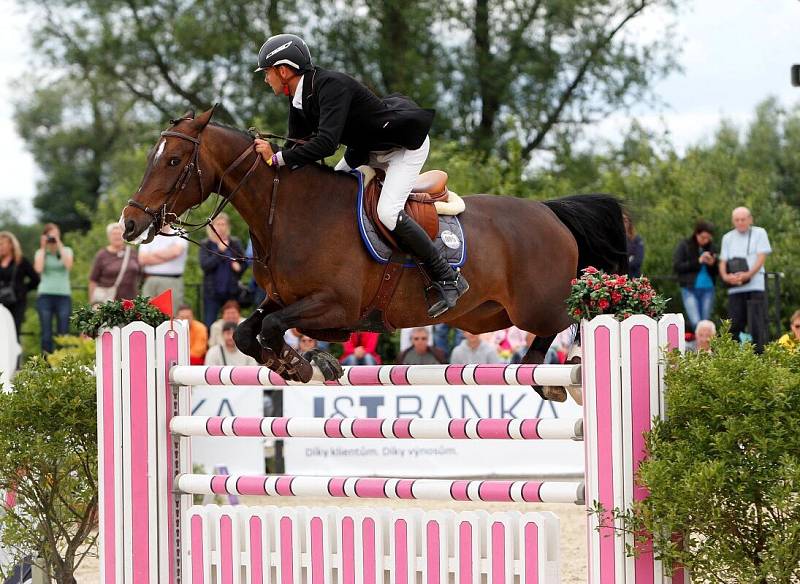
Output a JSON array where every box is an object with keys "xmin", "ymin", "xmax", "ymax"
[
  {"xmin": 33, "ymin": 223, "xmax": 73, "ymax": 353},
  {"xmin": 719, "ymin": 207, "xmax": 771, "ymax": 353}
]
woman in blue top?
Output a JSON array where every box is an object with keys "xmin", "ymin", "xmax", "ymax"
[{"xmin": 673, "ymin": 221, "xmax": 718, "ymax": 330}]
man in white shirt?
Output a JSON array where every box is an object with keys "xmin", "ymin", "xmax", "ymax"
[
  {"xmin": 449, "ymin": 331, "xmax": 502, "ymax": 365},
  {"xmin": 138, "ymin": 225, "xmax": 189, "ymax": 312},
  {"xmin": 204, "ymin": 322, "xmax": 258, "ymax": 366},
  {"xmin": 719, "ymin": 207, "xmax": 772, "ymax": 352}
]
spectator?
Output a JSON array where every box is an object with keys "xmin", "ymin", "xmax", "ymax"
[
  {"xmin": 719, "ymin": 207, "xmax": 771, "ymax": 352},
  {"xmin": 208, "ymin": 300, "xmax": 246, "ymax": 347},
  {"xmin": 399, "ymin": 325, "xmax": 434, "ymax": 353},
  {"xmin": 298, "ymin": 335, "xmax": 318, "ymax": 353},
  {"xmin": 450, "ymin": 331, "xmax": 502, "ymax": 364},
  {"xmin": 689, "ymin": 320, "xmax": 716, "ymax": 353},
  {"xmin": 138, "ymin": 224, "xmax": 189, "ymax": 313},
  {"xmin": 340, "ymin": 332, "xmax": 381, "ymax": 365},
  {"xmin": 176, "ymin": 304, "xmax": 209, "ymax": 365},
  {"xmin": 245, "ymin": 238, "xmax": 267, "ymax": 308},
  {"xmin": 432, "ymin": 323, "xmax": 463, "ymax": 360},
  {"xmin": 284, "ymin": 328, "xmax": 302, "ymax": 349},
  {"xmin": 397, "ymin": 327, "xmax": 446, "ymax": 364},
  {"xmin": 88, "ymin": 223, "xmax": 142, "ymax": 304},
  {"xmin": 200, "ymin": 213, "xmax": 246, "ymax": 328},
  {"xmin": 778, "ymin": 309, "xmax": 800, "ymax": 352},
  {"xmin": 0, "ymin": 231, "xmax": 39, "ymax": 339},
  {"xmin": 623, "ymin": 210, "xmax": 644, "ymax": 278},
  {"xmin": 673, "ymin": 220, "xmax": 718, "ymax": 331},
  {"xmin": 34, "ymin": 223, "xmax": 73, "ymax": 353},
  {"xmin": 204, "ymin": 321, "xmax": 258, "ymax": 366}
]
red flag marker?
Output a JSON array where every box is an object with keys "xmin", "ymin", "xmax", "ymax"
[{"xmin": 149, "ymin": 289, "xmax": 173, "ymax": 318}]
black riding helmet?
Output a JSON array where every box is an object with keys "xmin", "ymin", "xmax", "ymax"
[{"xmin": 254, "ymin": 34, "xmax": 313, "ymax": 73}]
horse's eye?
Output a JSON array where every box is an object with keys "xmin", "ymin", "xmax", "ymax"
[{"xmin": 168, "ymin": 157, "xmax": 181, "ymax": 167}]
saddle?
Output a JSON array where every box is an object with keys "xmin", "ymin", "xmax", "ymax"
[{"xmin": 362, "ymin": 168, "xmax": 465, "ymax": 249}]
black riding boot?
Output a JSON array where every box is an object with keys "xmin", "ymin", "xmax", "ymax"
[{"xmin": 392, "ymin": 211, "xmax": 469, "ymax": 318}]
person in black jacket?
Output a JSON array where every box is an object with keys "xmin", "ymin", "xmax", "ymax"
[
  {"xmin": 673, "ymin": 220, "xmax": 718, "ymax": 330},
  {"xmin": 199, "ymin": 213, "xmax": 246, "ymax": 328},
  {"xmin": 252, "ymin": 33, "xmax": 468, "ymax": 318},
  {"xmin": 0, "ymin": 231, "xmax": 40, "ymax": 338}
]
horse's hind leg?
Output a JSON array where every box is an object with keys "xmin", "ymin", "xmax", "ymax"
[{"xmin": 520, "ymin": 334, "xmax": 568, "ymax": 402}]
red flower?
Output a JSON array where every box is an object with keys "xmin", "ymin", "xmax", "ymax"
[
  {"xmin": 611, "ymin": 292, "xmax": 622, "ymax": 303},
  {"xmin": 598, "ymin": 299, "xmax": 610, "ymax": 310},
  {"xmin": 574, "ymin": 308, "xmax": 582, "ymax": 316},
  {"xmin": 570, "ymin": 278, "xmax": 578, "ymax": 286},
  {"xmin": 584, "ymin": 266, "xmax": 599, "ymax": 274},
  {"xmin": 122, "ymin": 299, "xmax": 135, "ymax": 311}
]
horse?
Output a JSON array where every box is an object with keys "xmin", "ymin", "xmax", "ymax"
[{"xmin": 121, "ymin": 106, "xmax": 628, "ymax": 397}]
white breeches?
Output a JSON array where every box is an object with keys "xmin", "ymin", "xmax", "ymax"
[{"xmin": 335, "ymin": 136, "xmax": 430, "ymax": 230}]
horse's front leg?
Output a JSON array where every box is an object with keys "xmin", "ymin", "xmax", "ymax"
[
  {"xmin": 259, "ymin": 293, "xmax": 348, "ymax": 383},
  {"xmin": 234, "ymin": 299, "xmax": 279, "ymax": 363}
]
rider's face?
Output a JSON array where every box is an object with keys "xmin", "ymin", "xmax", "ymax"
[{"xmin": 265, "ymin": 67, "xmax": 283, "ymax": 95}]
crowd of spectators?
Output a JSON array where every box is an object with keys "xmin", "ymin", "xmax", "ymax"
[{"xmin": 1, "ymin": 203, "xmax": 797, "ymax": 367}]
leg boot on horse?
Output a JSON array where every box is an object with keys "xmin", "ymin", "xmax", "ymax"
[{"xmin": 392, "ymin": 211, "xmax": 469, "ymax": 318}]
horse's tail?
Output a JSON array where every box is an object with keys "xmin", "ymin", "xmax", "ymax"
[{"xmin": 544, "ymin": 194, "xmax": 629, "ymax": 276}]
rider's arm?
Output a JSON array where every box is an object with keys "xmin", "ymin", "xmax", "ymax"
[{"xmin": 279, "ymin": 76, "xmax": 352, "ymax": 168}]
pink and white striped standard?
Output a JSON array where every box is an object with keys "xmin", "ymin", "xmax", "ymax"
[
  {"xmin": 176, "ymin": 474, "xmax": 585, "ymax": 505},
  {"xmin": 168, "ymin": 362, "xmax": 582, "ymax": 387},
  {"xmin": 186, "ymin": 505, "xmax": 560, "ymax": 584},
  {"xmin": 170, "ymin": 415, "xmax": 584, "ymax": 441}
]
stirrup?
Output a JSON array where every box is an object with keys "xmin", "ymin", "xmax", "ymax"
[{"xmin": 424, "ymin": 269, "xmax": 468, "ymax": 318}]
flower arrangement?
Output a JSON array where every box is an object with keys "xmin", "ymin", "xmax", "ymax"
[
  {"xmin": 72, "ymin": 295, "xmax": 169, "ymax": 338},
  {"xmin": 566, "ymin": 266, "xmax": 667, "ymax": 321}
]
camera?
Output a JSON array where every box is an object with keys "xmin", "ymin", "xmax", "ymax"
[{"xmin": 46, "ymin": 235, "xmax": 56, "ymax": 244}]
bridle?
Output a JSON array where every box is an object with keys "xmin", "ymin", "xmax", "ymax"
[{"xmin": 125, "ymin": 120, "xmax": 264, "ymax": 242}]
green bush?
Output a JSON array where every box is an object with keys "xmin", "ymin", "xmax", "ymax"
[
  {"xmin": 0, "ymin": 357, "xmax": 97, "ymax": 583},
  {"xmin": 629, "ymin": 333, "xmax": 800, "ymax": 582}
]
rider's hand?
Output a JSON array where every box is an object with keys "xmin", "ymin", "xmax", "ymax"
[{"xmin": 254, "ymin": 139, "xmax": 274, "ymax": 163}]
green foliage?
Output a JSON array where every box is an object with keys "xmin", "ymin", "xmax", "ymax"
[
  {"xmin": 12, "ymin": 0, "xmax": 682, "ymax": 226},
  {"xmin": 46, "ymin": 336, "xmax": 96, "ymax": 368},
  {"xmin": 72, "ymin": 295, "xmax": 169, "ymax": 337},
  {"xmin": 0, "ymin": 357, "xmax": 97, "ymax": 582},
  {"xmin": 628, "ymin": 334, "xmax": 800, "ymax": 582}
]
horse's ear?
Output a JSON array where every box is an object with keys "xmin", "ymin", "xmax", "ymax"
[{"xmin": 192, "ymin": 104, "xmax": 218, "ymax": 131}]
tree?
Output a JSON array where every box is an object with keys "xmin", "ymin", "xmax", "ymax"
[
  {"xmin": 13, "ymin": 74, "xmax": 145, "ymax": 232},
  {"xmin": 12, "ymin": 0, "xmax": 684, "ymax": 228},
  {"xmin": 0, "ymin": 356, "xmax": 98, "ymax": 584},
  {"xmin": 443, "ymin": 0, "xmax": 681, "ymax": 155}
]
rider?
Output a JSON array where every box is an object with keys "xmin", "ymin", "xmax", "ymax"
[{"xmin": 253, "ymin": 33, "xmax": 469, "ymax": 318}]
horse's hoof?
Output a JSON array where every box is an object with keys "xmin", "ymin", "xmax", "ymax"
[
  {"xmin": 541, "ymin": 385, "xmax": 568, "ymax": 402},
  {"xmin": 304, "ymin": 349, "xmax": 344, "ymax": 381}
]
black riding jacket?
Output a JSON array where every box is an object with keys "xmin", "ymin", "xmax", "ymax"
[{"xmin": 280, "ymin": 67, "xmax": 434, "ymax": 169}]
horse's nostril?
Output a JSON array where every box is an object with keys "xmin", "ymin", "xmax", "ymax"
[{"xmin": 124, "ymin": 219, "xmax": 136, "ymax": 236}]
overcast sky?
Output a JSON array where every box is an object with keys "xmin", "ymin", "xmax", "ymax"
[{"xmin": 1, "ymin": 0, "xmax": 799, "ymax": 223}]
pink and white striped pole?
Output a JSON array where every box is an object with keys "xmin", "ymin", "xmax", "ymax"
[
  {"xmin": 169, "ymin": 362, "xmax": 582, "ymax": 388},
  {"xmin": 170, "ymin": 415, "xmax": 583, "ymax": 441},
  {"xmin": 175, "ymin": 474, "xmax": 585, "ymax": 505}
]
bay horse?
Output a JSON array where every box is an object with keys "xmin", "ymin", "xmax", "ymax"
[{"xmin": 122, "ymin": 106, "xmax": 627, "ymax": 396}]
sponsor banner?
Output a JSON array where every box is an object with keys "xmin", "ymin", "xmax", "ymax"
[
  {"xmin": 190, "ymin": 385, "xmax": 265, "ymax": 475},
  {"xmin": 283, "ymin": 385, "xmax": 584, "ymax": 478}
]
